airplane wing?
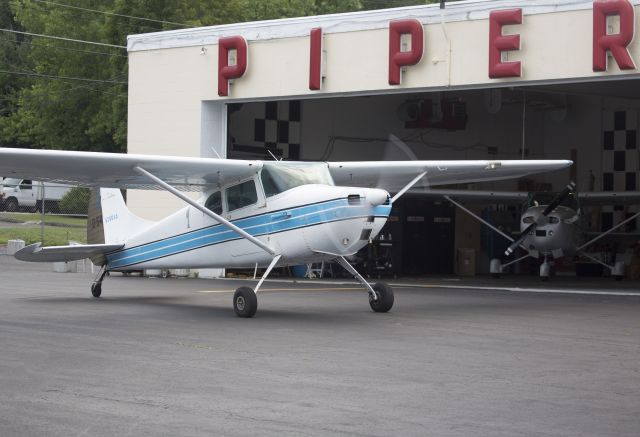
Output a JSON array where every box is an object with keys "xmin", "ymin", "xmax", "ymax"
[
  {"xmin": 14, "ymin": 243, "xmax": 124, "ymax": 262},
  {"xmin": 407, "ymin": 188, "xmax": 529, "ymax": 202},
  {"xmin": 0, "ymin": 148, "xmax": 570, "ymax": 193},
  {"xmin": 578, "ymin": 191, "xmax": 640, "ymax": 205},
  {"xmin": 328, "ymin": 160, "xmax": 572, "ymax": 192},
  {"xmin": 408, "ymin": 189, "xmax": 640, "ymax": 206},
  {"xmin": 0, "ymin": 148, "xmax": 261, "ymax": 191}
]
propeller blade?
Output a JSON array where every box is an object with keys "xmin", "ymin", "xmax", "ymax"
[
  {"xmin": 541, "ymin": 181, "xmax": 576, "ymax": 216},
  {"xmin": 504, "ymin": 222, "xmax": 536, "ymax": 256}
]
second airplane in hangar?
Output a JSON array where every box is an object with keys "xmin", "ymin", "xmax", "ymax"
[{"xmin": 417, "ymin": 183, "xmax": 640, "ymax": 280}]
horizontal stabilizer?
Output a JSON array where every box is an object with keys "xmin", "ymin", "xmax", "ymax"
[{"xmin": 15, "ymin": 243, "xmax": 124, "ymax": 263}]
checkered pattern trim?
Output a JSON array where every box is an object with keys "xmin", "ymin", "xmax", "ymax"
[
  {"xmin": 253, "ymin": 101, "xmax": 301, "ymax": 160},
  {"xmin": 601, "ymin": 109, "xmax": 638, "ymax": 232}
]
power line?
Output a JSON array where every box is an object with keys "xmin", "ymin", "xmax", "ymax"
[
  {"xmin": 0, "ymin": 37, "xmax": 128, "ymax": 58},
  {"xmin": 0, "ymin": 28, "xmax": 126, "ymax": 49},
  {"xmin": 32, "ymin": 0, "xmax": 194, "ymax": 29},
  {"xmin": 0, "ymin": 72, "xmax": 128, "ymax": 103},
  {"xmin": 0, "ymin": 69, "xmax": 128, "ymax": 84}
]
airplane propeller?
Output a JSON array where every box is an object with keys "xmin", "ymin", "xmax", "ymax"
[
  {"xmin": 381, "ymin": 134, "xmax": 430, "ymax": 203},
  {"xmin": 504, "ymin": 181, "xmax": 576, "ymax": 256}
]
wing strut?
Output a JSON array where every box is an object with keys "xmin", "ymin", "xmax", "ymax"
[
  {"xmin": 443, "ymin": 195, "xmax": 534, "ymax": 256},
  {"xmin": 133, "ymin": 166, "xmax": 276, "ymax": 256},
  {"xmin": 444, "ymin": 195, "xmax": 517, "ymax": 243},
  {"xmin": 577, "ymin": 210, "xmax": 640, "ymax": 251}
]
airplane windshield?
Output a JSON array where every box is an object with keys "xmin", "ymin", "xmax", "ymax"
[{"xmin": 261, "ymin": 162, "xmax": 333, "ymax": 197}]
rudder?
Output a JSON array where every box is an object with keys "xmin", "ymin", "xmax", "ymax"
[{"xmin": 88, "ymin": 188, "xmax": 154, "ymax": 246}]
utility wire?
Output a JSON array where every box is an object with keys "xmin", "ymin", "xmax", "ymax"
[
  {"xmin": 0, "ymin": 69, "xmax": 128, "ymax": 84},
  {"xmin": 0, "ymin": 37, "xmax": 128, "ymax": 58},
  {"xmin": 32, "ymin": 0, "xmax": 194, "ymax": 29},
  {"xmin": 0, "ymin": 72, "xmax": 128, "ymax": 103},
  {"xmin": 0, "ymin": 28, "xmax": 126, "ymax": 49}
]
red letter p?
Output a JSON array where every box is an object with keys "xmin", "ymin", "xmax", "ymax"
[
  {"xmin": 389, "ymin": 19, "xmax": 424, "ymax": 85},
  {"xmin": 218, "ymin": 36, "xmax": 248, "ymax": 97}
]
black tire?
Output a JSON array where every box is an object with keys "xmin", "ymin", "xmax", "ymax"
[
  {"xmin": 369, "ymin": 282, "xmax": 394, "ymax": 313},
  {"xmin": 5, "ymin": 198, "xmax": 18, "ymax": 212},
  {"xmin": 233, "ymin": 287, "xmax": 257, "ymax": 318},
  {"xmin": 91, "ymin": 282, "xmax": 102, "ymax": 298}
]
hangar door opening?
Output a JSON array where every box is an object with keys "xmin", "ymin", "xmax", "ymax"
[{"xmin": 225, "ymin": 81, "xmax": 640, "ymax": 277}]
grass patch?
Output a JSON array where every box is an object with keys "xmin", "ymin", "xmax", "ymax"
[
  {"xmin": 0, "ymin": 213, "xmax": 86, "ymax": 227},
  {"xmin": 0, "ymin": 226, "xmax": 87, "ymax": 246}
]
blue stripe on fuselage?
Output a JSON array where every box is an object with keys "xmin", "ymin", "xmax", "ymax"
[{"xmin": 106, "ymin": 199, "xmax": 391, "ymax": 269}]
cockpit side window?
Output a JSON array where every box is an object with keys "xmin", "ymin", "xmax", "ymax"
[
  {"xmin": 226, "ymin": 180, "xmax": 258, "ymax": 212},
  {"xmin": 204, "ymin": 191, "xmax": 222, "ymax": 215}
]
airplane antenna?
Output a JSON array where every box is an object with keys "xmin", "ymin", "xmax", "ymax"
[
  {"xmin": 210, "ymin": 147, "xmax": 222, "ymax": 159},
  {"xmin": 267, "ymin": 150, "xmax": 282, "ymax": 161}
]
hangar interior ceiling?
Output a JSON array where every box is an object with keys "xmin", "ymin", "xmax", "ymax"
[{"xmin": 226, "ymin": 79, "xmax": 640, "ymax": 276}]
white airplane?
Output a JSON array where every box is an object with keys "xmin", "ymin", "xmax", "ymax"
[
  {"xmin": 417, "ymin": 183, "xmax": 640, "ymax": 280},
  {"xmin": 0, "ymin": 147, "xmax": 570, "ymax": 316}
]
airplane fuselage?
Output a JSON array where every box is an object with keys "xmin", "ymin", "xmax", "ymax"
[{"xmin": 106, "ymin": 184, "xmax": 391, "ymax": 271}]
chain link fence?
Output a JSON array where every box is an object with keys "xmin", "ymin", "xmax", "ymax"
[{"xmin": 0, "ymin": 181, "xmax": 88, "ymax": 247}]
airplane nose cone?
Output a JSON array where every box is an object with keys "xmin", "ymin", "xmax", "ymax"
[{"xmin": 367, "ymin": 189, "xmax": 390, "ymax": 206}]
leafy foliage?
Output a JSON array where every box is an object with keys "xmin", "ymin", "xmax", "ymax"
[{"xmin": 59, "ymin": 186, "xmax": 90, "ymax": 214}]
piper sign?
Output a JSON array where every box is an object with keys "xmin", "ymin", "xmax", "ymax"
[{"xmin": 218, "ymin": 0, "xmax": 638, "ymax": 96}]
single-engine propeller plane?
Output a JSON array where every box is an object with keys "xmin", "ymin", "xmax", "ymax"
[
  {"xmin": 0, "ymin": 147, "xmax": 570, "ymax": 316},
  {"xmin": 415, "ymin": 183, "xmax": 640, "ymax": 280}
]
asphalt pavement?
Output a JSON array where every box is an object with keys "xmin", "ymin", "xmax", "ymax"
[{"xmin": 0, "ymin": 254, "xmax": 639, "ymax": 436}]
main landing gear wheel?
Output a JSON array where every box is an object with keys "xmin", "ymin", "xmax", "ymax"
[
  {"xmin": 91, "ymin": 282, "xmax": 102, "ymax": 298},
  {"xmin": 233, "ymin": 287, "xmax": 257, "ymax": 318},
  {"xmin": 369, "ymin": 282, "xmax": 394, "ymax": 313}
]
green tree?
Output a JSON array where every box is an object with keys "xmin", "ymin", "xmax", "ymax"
[
  {"xmin": 6, "ymin": 0, "xmax": 127, "ymax": 151},
  {"xmin": 0, "ymin": 1, "xmax": 33, "ymax": 148}
]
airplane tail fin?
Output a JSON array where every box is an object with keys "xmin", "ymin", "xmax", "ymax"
[{"xmin": 88, "ymin": 188, "xmax": 154, "ymax": 246}]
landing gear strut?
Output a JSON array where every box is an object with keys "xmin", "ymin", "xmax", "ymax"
[
  {"xmin": 540, "ymin": 257, "xmax": 551, "ymax": 281},
  {"xmin": 232, "ymin": 254, "xmax": 282, "ymax": 318},
  {"xmin": 335, "ymin": 256, "xmax": 394, "ymax": 313},
  {"xmin": 91, "ymin": 266, "xmax": 108, "ymax": 298}
]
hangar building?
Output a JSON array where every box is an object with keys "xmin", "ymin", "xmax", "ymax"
[{"xmin": 126, "ymin": 0, "xmax": 640, "ymax": 276}]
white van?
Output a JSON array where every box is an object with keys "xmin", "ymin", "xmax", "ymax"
[{"xmin": 0, "ymin": 178, "xmax": 73, "ymax": 212}]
